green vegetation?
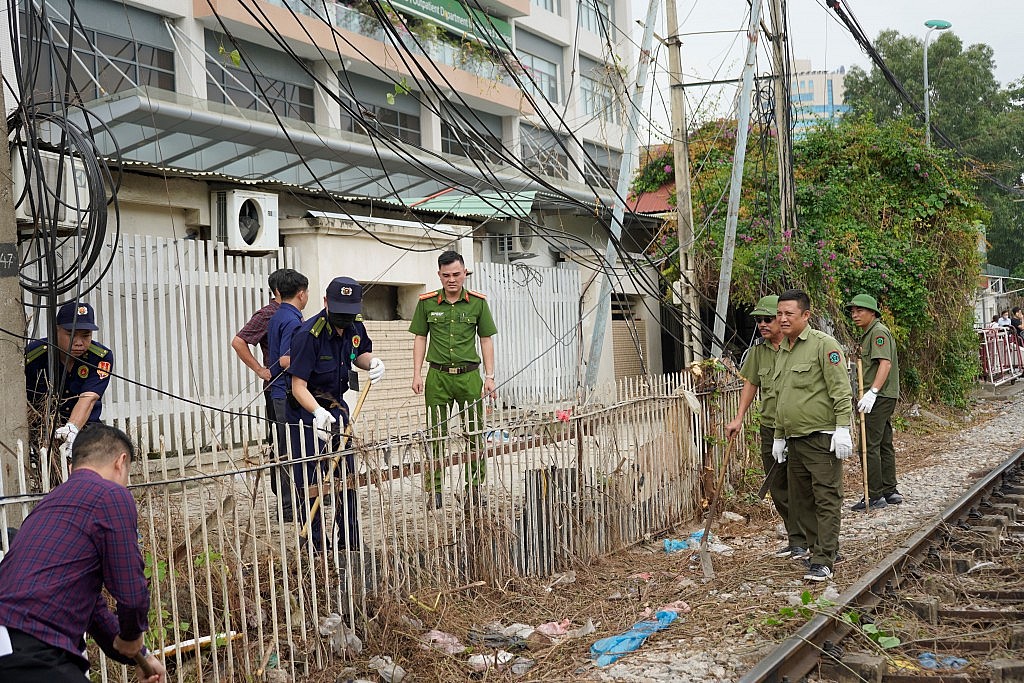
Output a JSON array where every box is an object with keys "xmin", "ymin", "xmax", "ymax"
[{"xmin": 641, "ymin": 115, "xmax": 985, "ymax": 406}]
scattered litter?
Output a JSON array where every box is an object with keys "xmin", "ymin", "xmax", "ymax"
[
  {"xmin": 555, "ymin": 409, "xmax": 572, "ymax": 423},
  {"xmin": 420, "ymin": 629, "xmax": 466, "ymax": 655},
  {"xmin": 368, "ymin": 655, "xmax": 408, "ymax": 682},
  {"xmin": 545, "ymin": 570, "xmax": 577, "ymax": 591},
  {"xmin": 467, "ymin": 650, "xmax": 516, "ymax": 672},
  {"xmin": 485, "ymin": 430, "xmax": 511, "ymax": 443},
  {"xmin": 966, "ymin": 561, "xmax": 997, "ymax": 574},
  {"xmin": 590, "ymin": 610, "xmax": 679, "ymax": 666},
  {"xmin": 663, "ymin": 539, "xmax": 690, "ymax": 553},
  {"xmin": 607, "ymin": 591, "xmax": 625, "ymax": 600},
  {"xmin": 399, "ymin": 615, "xmax": 424, "ymax": 631},
  {"xmin": 319, "ymin": 614, "xmax": 362, "ymax": 658},
  {"xmin": 891, "ymin": 656, "xmax": 922, "ymax": 672},
  {"xmin": 628, "ymin": 572, "xmax": 654, "ymax": 581},
  {"xmin": 564, "ymin": 619, "xmax": 597, "ymax": 639},
  {"xmin": 467, "ymin": 627, "xmax": 528, "ymax": 652},
  {"xmin": 536, "ymin": 619, "xmax": 571, "ymax": 637},
  {"xmin": 721, "ymin": 511, "xmax": 744, "ymax": 522},
  {"xmin": 511, "ymin": 657, "xmax": 535, "ymax": 675},
  {"xmin": 659, "ymin": 600, "xmax": 691, "ymax": 614},
  {"xmin": 821, "ymin": 586, "xmax": 841, "ymax": 602},
  {"xmin": 918, "ymin": 652, "xmax": 968, "ymax": 670},
  {"xmin": 501, "ymin": 623, "xmax": 535, "ymax": 639}
]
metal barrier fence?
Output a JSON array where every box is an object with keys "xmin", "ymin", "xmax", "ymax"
[
  {"xmin": 977, "ymin": 327, "xmax": 1024, "ymax": 386},
  {"xmin": 0, "ymin": 369, "xmax": 751, "ymax": 681}
]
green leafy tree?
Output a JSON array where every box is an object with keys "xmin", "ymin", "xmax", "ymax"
[{"xmin": 844, "ymin": 30, "xmax": 1024, "ymax": 272}]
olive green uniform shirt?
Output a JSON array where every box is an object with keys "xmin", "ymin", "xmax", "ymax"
[
  {"xmin": 409, "ymin": 288, "xmax": 498, "ymax": 364},
  {"xmin": 773, "ymin": 327, "xmax": 853, "ymax": 439},
  {"xmin": 739, "ymin": 339, "xmax": 781, "ymax": 428},
  {"xmin": 858, "ymin": 318, "xmax": 899, "ymax": 398}
]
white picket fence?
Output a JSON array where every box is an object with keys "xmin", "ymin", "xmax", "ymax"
[
  {"xmin": 473, "ymin": 262, "xmax": 581, "ymax": 407},
  {"xmin": 24, "ymin": 234, "xmax": 298, "ymax": 456}
]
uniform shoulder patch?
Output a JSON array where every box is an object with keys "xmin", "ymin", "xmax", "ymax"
[
  {"xmin": 468, "ymin": 289, "xmax": 487, "ymax": 299},
  {"xmin": 419, "ymin": 290, "xmax": 439, "ymax": 301},
  {"xmin": 355, "ymin": 313, "xmax": 364, "ymax": 322},
  {"xmin": 25, "ymin": 344, "xmax": 48, "ymax": 363},
  {"xmin": 875, "ymin": 336, "xmax": 886, "ymax": 347},
  {"xmin": 311, "ymin": 317, "xmax": 327, "ymax": 337},
  {"xmin": 87, "ymin": 343, "xmax": 109, "ymax": 358},
  {"xmin": 828, "ymin": 350, "xmax": 842, "ymax": 365}
]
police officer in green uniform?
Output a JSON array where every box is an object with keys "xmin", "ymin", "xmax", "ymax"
[
  {"xmin": 726, "ymin": 295, "xmax": 806, "ymax": 559},
  {"xmin": 773, "ymin": 290, "xmax": 852, "ymax": 582},
  {"xmin": 848, "ymin": 293, "xmax": 902, "ymax": 510},
  {"xmin": 410, "ymin": 251, "xmax": 497, "ymax": 509}
]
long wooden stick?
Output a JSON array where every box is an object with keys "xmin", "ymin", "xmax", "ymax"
[
  {"xmin": 299, "ymin": 382, "xmax": 372, "ymax": 538},
  {"xmin": 856, "ymin": 358, "xmax": 870, "ymax": 512},
  {"xmin": 699, "ymin": 438, "xmax": 737, "ymax": 579}
]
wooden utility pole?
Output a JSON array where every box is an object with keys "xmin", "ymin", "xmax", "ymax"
[
  {"xmin": 664, "ymin": 0, "xmax": 702, "ymax": 363},
  {"xmin": 767, "ymin": 0, "xmax": 796, "ymax": 232},
  {"xmin": 710, "ymin": 0, "xmax": 763, "ymax": 358},
  {"xmin": 583, "ymin": 0, "xmax": 659, "ymax": 388},
  {"xmin": 0, "ymin": 85, "xmax": 29, "ymax": 505}
]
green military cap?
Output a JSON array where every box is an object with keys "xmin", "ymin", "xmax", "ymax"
[
  {"xmin": 751, "ymin": 295, "xmax": 779, "ymax": 316},
  {"xmin": 847, "ymin": 293, "xmax": 881, "ymax": 315}
]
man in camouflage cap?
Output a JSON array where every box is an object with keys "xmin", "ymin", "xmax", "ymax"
[{"xmin": 847, "ymin": 294, "xmax": 901, "ymax": 511}]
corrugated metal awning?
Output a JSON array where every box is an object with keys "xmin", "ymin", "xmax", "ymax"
[{"xmin": 400, "ymin": 190, "xmax": 535, "ymax": 219}]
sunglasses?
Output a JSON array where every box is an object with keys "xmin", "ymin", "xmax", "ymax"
[{"xmin": 754, "ymin": 316, "xmax": 775, "ymax": 324}]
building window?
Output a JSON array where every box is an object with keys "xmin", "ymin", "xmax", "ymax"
[
  {"xmin": 20, "ymin": 16, "xmax": 175, "ymax": 105},
  {"xmin": 518, "ymin": 51, "xmax": 559, "ymax": 103},
  {"xmin": 580, "ymin": 0, "xmax": 612, "ymax": 35},
  {"xmin": 340, "ymin": 104, "xmax": 421, "ymax": 144},
  {"xmin": 521, "ymin": 127, "xmax": 569, "ymax": 180},
  {"xmin": 207, "ymin": 61, "xmax": 314, "ymax": 122},
  {"xmin": 584, "ymin": 160, "xmax": 619, "ymax": 188},
  {"xmin": 581, "ymin": 75, "xmax": 620, "ymax": 124},
  {"xmin": 441, "ymin": 123, "xmax": 503, "ymax": 163},
  {"xmin": 532, "ymin": 0, "xmax": 560, "ymax": 13}
]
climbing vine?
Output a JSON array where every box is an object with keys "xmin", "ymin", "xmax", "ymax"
[{"xmin": 641, "ymin": 116, "xmax": 986, "ymax": 407}]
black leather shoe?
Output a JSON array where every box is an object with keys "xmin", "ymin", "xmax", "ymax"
[{"xmin": 885, "ymin": 491, "xmax": 904, "ymax": 505}]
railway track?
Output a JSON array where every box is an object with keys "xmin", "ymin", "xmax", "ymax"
[{"xmin": 740, "ymin": 447, "xmax": 1024, "ymax": 683}]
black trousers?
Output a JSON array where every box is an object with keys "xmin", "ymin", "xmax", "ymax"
[
  {"xmin": 0, "ymin": 628, "xmax": 89, "ymax": 682},
  {"xmin": 266, "ymin": 392, "xmax": 294, "ymax": 517}
]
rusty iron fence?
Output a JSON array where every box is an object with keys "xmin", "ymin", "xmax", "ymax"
[{"xmin": 0, "ymin": 367, "xmax": 753, "ymax": 681}]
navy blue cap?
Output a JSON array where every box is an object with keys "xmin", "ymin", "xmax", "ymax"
[
  {"xmin": 56, "ymin": 302, "xmax": 99, "ymax": 331},
  {"xmin": 326, "ymin": 277, "xmax": 362, "ymax": 314}
]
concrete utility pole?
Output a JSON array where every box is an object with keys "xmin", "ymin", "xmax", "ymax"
[
  {"xmin": 767, "ymin": 0, "xmax": 796, "ymax": 232},
  {"xmin": 0, "ymin": 85, "xmax": 29, "ymax": 502},
  {"xmin": 583, "ymin": 0, "xmax": 659, "ymax": 389},
  {"xmin": 665, "ymin": 0, "xmax": 702, "ymax": 363},
  {"xmin": 710, "ymin": 0, "xmax": 763, "ymax": 359}
]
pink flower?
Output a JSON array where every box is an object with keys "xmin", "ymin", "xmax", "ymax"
[
  {"xmin": 664, "ymin": 164, "xmax": 673, "ymax": 174},
  {"xmin": 782, "ymin": 230, "xmax": 792, "ymax": 239},
  {"xmin": 782, "ymin": 245, "xmax": 791, "ymax": 253},
  {"xmin": 828, "ymin": 252, "xmax": 837, "ymax": 260},
  {"xmin": 556, "ymin": 409, "xmax": 571, "ymax": 423}
]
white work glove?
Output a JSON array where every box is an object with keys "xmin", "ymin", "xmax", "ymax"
[
  {"xmin": 831, "ymin": 426, "xmax": 853, "ymax": 460},
  {"xmin": 55, "ymin": 422, "xmax": 79, "ymax": 445},
  {"xmin": 312, "ymin": 407, "xmax": 337, "ymax": 443},
  {"xmin": 772, "ymin": 438, "xmax": 788, "ymax": 464},
  {"xmin": 857, "ymin": 390, "xmax": 877, "ymax": 414},
  {"xmin": 367, "ymin": 357, "xmax": 386, "ymax": 384}
]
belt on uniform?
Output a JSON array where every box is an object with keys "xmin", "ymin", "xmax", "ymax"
[{"xmin": 429, "ymin": 362, "xmax": 480, "ymax": 375}]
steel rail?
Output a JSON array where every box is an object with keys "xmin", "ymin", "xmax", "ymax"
[{"xmin": 739, "ymin": 446, "xmax": 1024, "ymax": 683}]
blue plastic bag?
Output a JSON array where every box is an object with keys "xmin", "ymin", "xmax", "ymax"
[
  {"xmin": 918, "ymin": 652, "xmax": 968, "ymax": 670},
  {"xmin": 590, "ymin": 610, "xmax": 679, "ymax": 666}
]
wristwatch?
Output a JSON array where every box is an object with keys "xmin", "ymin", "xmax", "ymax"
[
  {"xmin": 869, "ymin": 387, "xmax": 879, "ymax": 394},
  {"xmin": 485, "ymin": 373, "xmax": 495, "ymax": 380}
]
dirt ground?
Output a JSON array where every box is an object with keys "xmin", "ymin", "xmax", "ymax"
[{"xmin": 290, "ymin": 389, "xmax": 1019, "ymax": 683}]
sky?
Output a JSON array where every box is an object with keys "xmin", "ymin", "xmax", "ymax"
[{"xmin": 630, "ymin": 0, "xmax": 1024, "ymax": 137}]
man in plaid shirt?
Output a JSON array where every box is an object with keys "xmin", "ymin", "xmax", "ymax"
[{"xmin": 0, "ymin": 424, "xmax": 164, "ymax": 681}]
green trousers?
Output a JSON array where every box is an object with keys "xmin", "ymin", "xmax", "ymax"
[
  {"xmin": 863, "ymin": 396, "xmax": 898, "ymax": 499},
  {"xmin": 760, "ymin": 426, "xmax": 803, "ymax": 549},
  {"xmin": 787, "ymin": 432, "xmax": 843, "ymax": 569},
  {"xmin": 425, "ymin": 367, "xmax": 486, "ymax": 493}
]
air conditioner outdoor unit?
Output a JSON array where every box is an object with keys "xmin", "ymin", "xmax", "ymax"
[
  {"xmin": 211, "ymin": 190, "xmax": 279, "ymax": 252},
  {"xmin": 11, "ymin": 149, "xmax": 89, "ymax": 227}
]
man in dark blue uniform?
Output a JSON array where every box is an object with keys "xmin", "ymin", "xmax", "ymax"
[
  {"xmin": 25, "ymin": 302, "xmax": 113, "ymax": 459},
  {"xmin": 287, "ymin": 277, "xmax": 385, "ymax": 550}
]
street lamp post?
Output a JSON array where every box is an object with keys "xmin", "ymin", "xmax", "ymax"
[{"xmin": 923, "ymin": 19, "xmax": 952, "ymax": 147}]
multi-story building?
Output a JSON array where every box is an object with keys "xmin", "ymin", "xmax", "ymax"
[
  {"xmin": 4, "ymin": 0, "xmax": 663, "ymax": 406},
  {"xmin": 790, "ymin": 58, "xmax": 849, "ymax": 136}
]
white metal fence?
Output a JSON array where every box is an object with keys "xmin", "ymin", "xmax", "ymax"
[
  {"xmin": 473, "ymin": 262, "xmax": 581, "ymax": 407},
  {"xmin": 978, "ymin": 326, "xmax": 1024, "ymax": 386},
  {"xmin": 24, "ymin": 234, "xmax": 298, "ymax": 457}
]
